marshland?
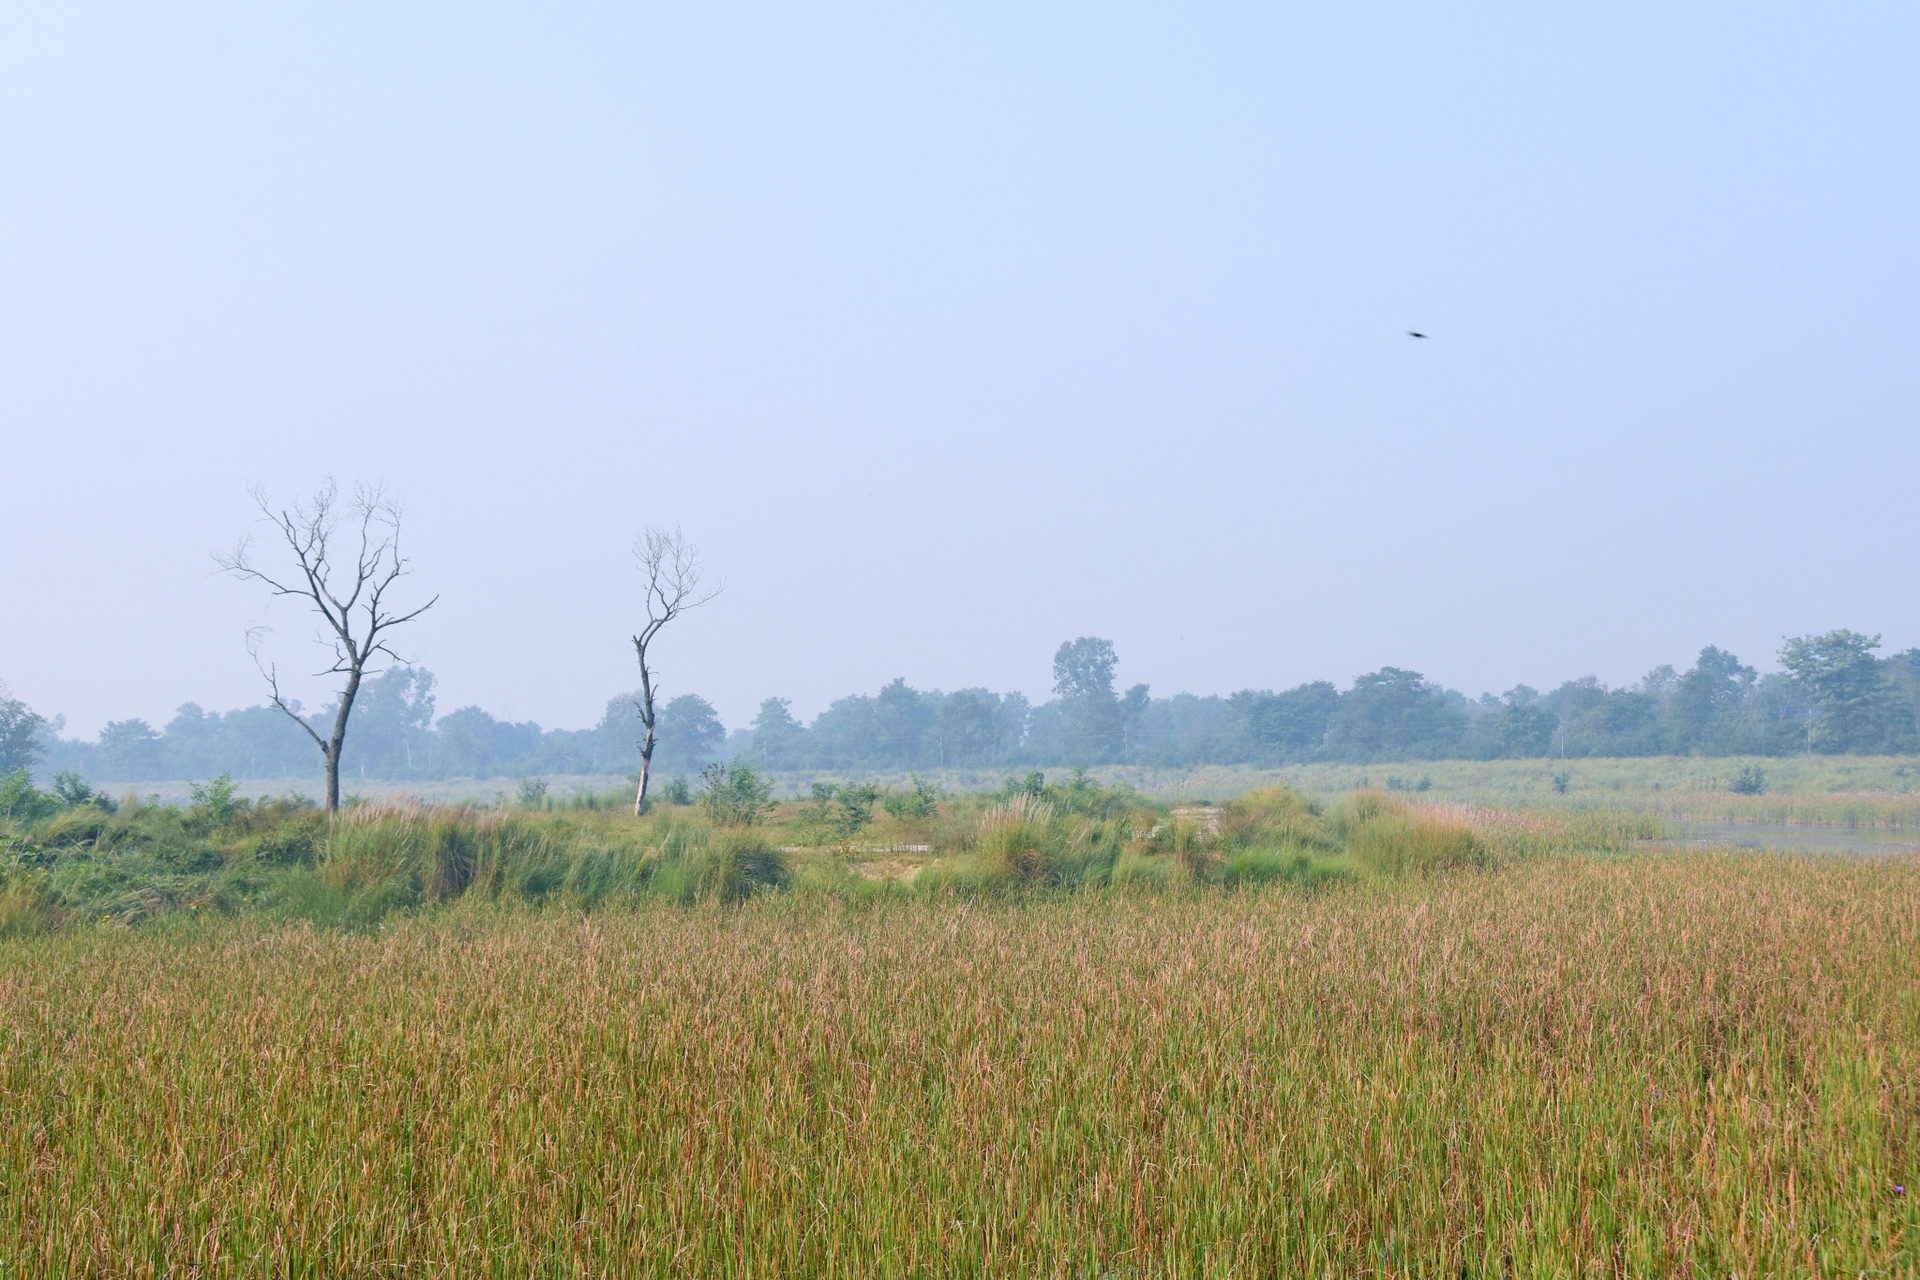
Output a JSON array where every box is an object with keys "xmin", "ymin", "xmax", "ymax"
[
  {"xmin": 8, "ymin": 4, "xmax": 1919, "ymax": 1274},
  {"xmin": 2, "ymin": 761, "xmax": 1917, "ymax": 1274}
]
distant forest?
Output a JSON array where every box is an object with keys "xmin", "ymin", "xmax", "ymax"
[{"xmin": 5, "ymin": 630, "xmax": 1919, "ymax": 784}]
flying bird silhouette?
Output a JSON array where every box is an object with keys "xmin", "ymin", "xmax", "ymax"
[{"xmin": 1406, "ymin": 330, "xmax": 1428, "ymax": 339}]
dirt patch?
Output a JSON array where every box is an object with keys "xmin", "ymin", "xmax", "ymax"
[{"xmin": 854, "ymin": 857, "xmax": 926, "ymax": 883}]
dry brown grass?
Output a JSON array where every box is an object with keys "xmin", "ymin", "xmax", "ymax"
[{"xmin": 1, "ymin": 852, "xmax": 1916, "ymax": 1275}]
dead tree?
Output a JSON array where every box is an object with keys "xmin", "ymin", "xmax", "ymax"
[
  {"xmin": 216, "ymin": 480, "xmax": 437, "ymax": 812},
  {"xmin": 630, "ymin": 526, "xmax": 720, "ymax": 816}
]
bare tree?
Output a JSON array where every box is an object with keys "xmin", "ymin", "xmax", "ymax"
[
  {"xmin": 215, "ymin": 480, "xmax": 437, "ymax": 812},
  {"xmin": 630, "ymin": 526, "xmax": 720, "ymax": 816}
]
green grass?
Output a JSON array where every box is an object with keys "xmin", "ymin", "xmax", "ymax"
[
  {"xmin": 5, "ymin": 777, "xmax": 1641, "ymax": 933},
  {"xmin": 1080, "ymin": 753, "xmax": 1917, "ymax": 804},
  {"xmin": 86, "ymin": 753, "xmax": 1920, "ymax": 826},
  {"xmin": 1, "ymin": 853, "xmax": 1914, "ymax": 1274}
]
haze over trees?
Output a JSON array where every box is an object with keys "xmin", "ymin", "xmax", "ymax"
[
  {"xmin": 11, "ymin": 631, "xmax": 1920, "ymax": 785},
  {"xmin": 0, "ymin": 684, "xmax": 48, "ymax": 776}
]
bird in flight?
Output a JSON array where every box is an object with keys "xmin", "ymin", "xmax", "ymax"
[{"xmin": 1406, "ymin": 330, "xmax": 1429, "ymax": 339}]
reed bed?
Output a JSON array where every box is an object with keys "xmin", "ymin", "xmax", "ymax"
[
  {"xmin": 1, "ymin": 852, "xmax": 1915, "ymax": 1276},
  {"xmin": 1647, "ymin": 791, "xmax": 1920, "ymax": 829}
]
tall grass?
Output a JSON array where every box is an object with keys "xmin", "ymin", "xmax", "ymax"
[
  {"xmin": 1648, "ymin": 791, "xmax": 1920, "ymax": 828},
  {"xmin": 0, "ymin": 853, "xmax": 1913, "ymax": 1274},
  {"xmin": 2, "ymin": 781, "xmax": 1667, "ymax": 935}
]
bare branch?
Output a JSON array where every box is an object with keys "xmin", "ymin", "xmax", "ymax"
[
  {"xmin": 628, "ymin": 525, "xmax": 722, "ymax": 816},
  {"xmin": 217, "ymin": 478, "xmax": 437, "ymax": 811},
  {"xmin": 245, "ymin": 627, "xmax": 328, "ymax": 754}
]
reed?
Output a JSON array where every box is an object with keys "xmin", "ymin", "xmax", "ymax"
[{"xmin": 0, "ymin": 851, "xmax": 1913, "ymax": 1274}]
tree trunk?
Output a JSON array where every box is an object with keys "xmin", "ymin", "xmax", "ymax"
[
  {"xmin": 632, "ymin": 721, "xmax": 657, "ymax": 817},
  {"xmin": 325, "ymin": 668, "xmax": 363, "ymax": 813}
]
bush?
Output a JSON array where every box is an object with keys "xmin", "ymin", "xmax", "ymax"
[
  {"xmin": 1729, "ymin": 765, "xmax": 1766, "ymax": 796},
  {"xmin": 428, "ymin": 819, "xmax": 477, "ymax": 900},
  {"xmin": 50, "ymin": 773, "xmax": 114, "ymax": 812},
  {"xmin": 881, "ymin": 773, "xmax": 940, "ymax": 821},
  {"xmin": 802, "ymin": 781, "xmax": 879, "ymax": 842},
  {"xmin": 187, "ymin": 773, "xmax": 242, "ymax": 827},
  {"xmin": 0, "ymin": 771, "xmax": 56, "ymax": 823},
  {"xmin": 700, "ymin": 762, "xmax": 773, "ymax": 827}
]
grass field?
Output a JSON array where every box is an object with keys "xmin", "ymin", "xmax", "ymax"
[
  {"xmin": 3, "ymin": 853, "xmax": 1916, "ymax": 1275},
  {"xmin": 108, "ymin": 752, "xmax": 1920, "ymax": 820},
  {"xmin": 1, "ymin": 769, "xmax": 1916, "ymax": 1274}
]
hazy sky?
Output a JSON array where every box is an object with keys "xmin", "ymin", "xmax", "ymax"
[{"xmin": 4, "ymin": 4, "xmax": 1916, "ymax": 737}]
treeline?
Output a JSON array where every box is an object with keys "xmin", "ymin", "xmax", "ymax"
[{"xmin": 5, "ymin": 629, "xmax": 1918, "ymax": 784}]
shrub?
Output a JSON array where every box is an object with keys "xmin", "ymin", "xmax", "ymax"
[
  {"xmin": 50, "ymin": 773, "xmax": 114, "ymax": 812},
  {"xmin": 700, "ymin": 762, "xmax": 773, "ymax": 827},
  {"xmin": 881, "ymin": 773, "xmax": 940, "ymax": 821},
  {"xmin": 187, "ymin": 773, "xmax": 242, "ymax": 827},
  {"xmin": 0, "ymin": 771, "xmax": 56, "ymax": 824},
  {"xmin": 802, "ymin": 782, "xmax": 879, "ymax": 842},
  {"xmin": 35, "ymin": 808, "xmax": 109, "ymax": 849},
  {"xmin": 1729, "ymin": 765, "xmax": 1766, "ymax": 796}
]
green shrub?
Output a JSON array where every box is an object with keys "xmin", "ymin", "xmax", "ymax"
[
  {"xmin": 881, "ymin": 773, "xmax": 940, "ymax": 821},
  {"xmin": 429, "ymin": 819, "xmax": 477, "ymax": 900},
  {"xmin": 802, "ymin": 781, "xmax": 879, "ymax": 842},
  {"xmin": 0, "ymin": 771, "xmax": 56, "ymax": 823},
  {"xmin": 700, "ymin": 762, "xmax": 773, "ymax": 827},
  {"xmin": 50, "ymin": 772, "xmax": 114, "ymax": 812},
  {"xmin": 187, "ymin": 773, "xmax": 242, "ymax": 827}
]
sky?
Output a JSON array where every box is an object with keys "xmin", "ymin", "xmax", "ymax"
[{"xmin": 3, "ymin": 3, "xmax": 1916, "ymax": 738}]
